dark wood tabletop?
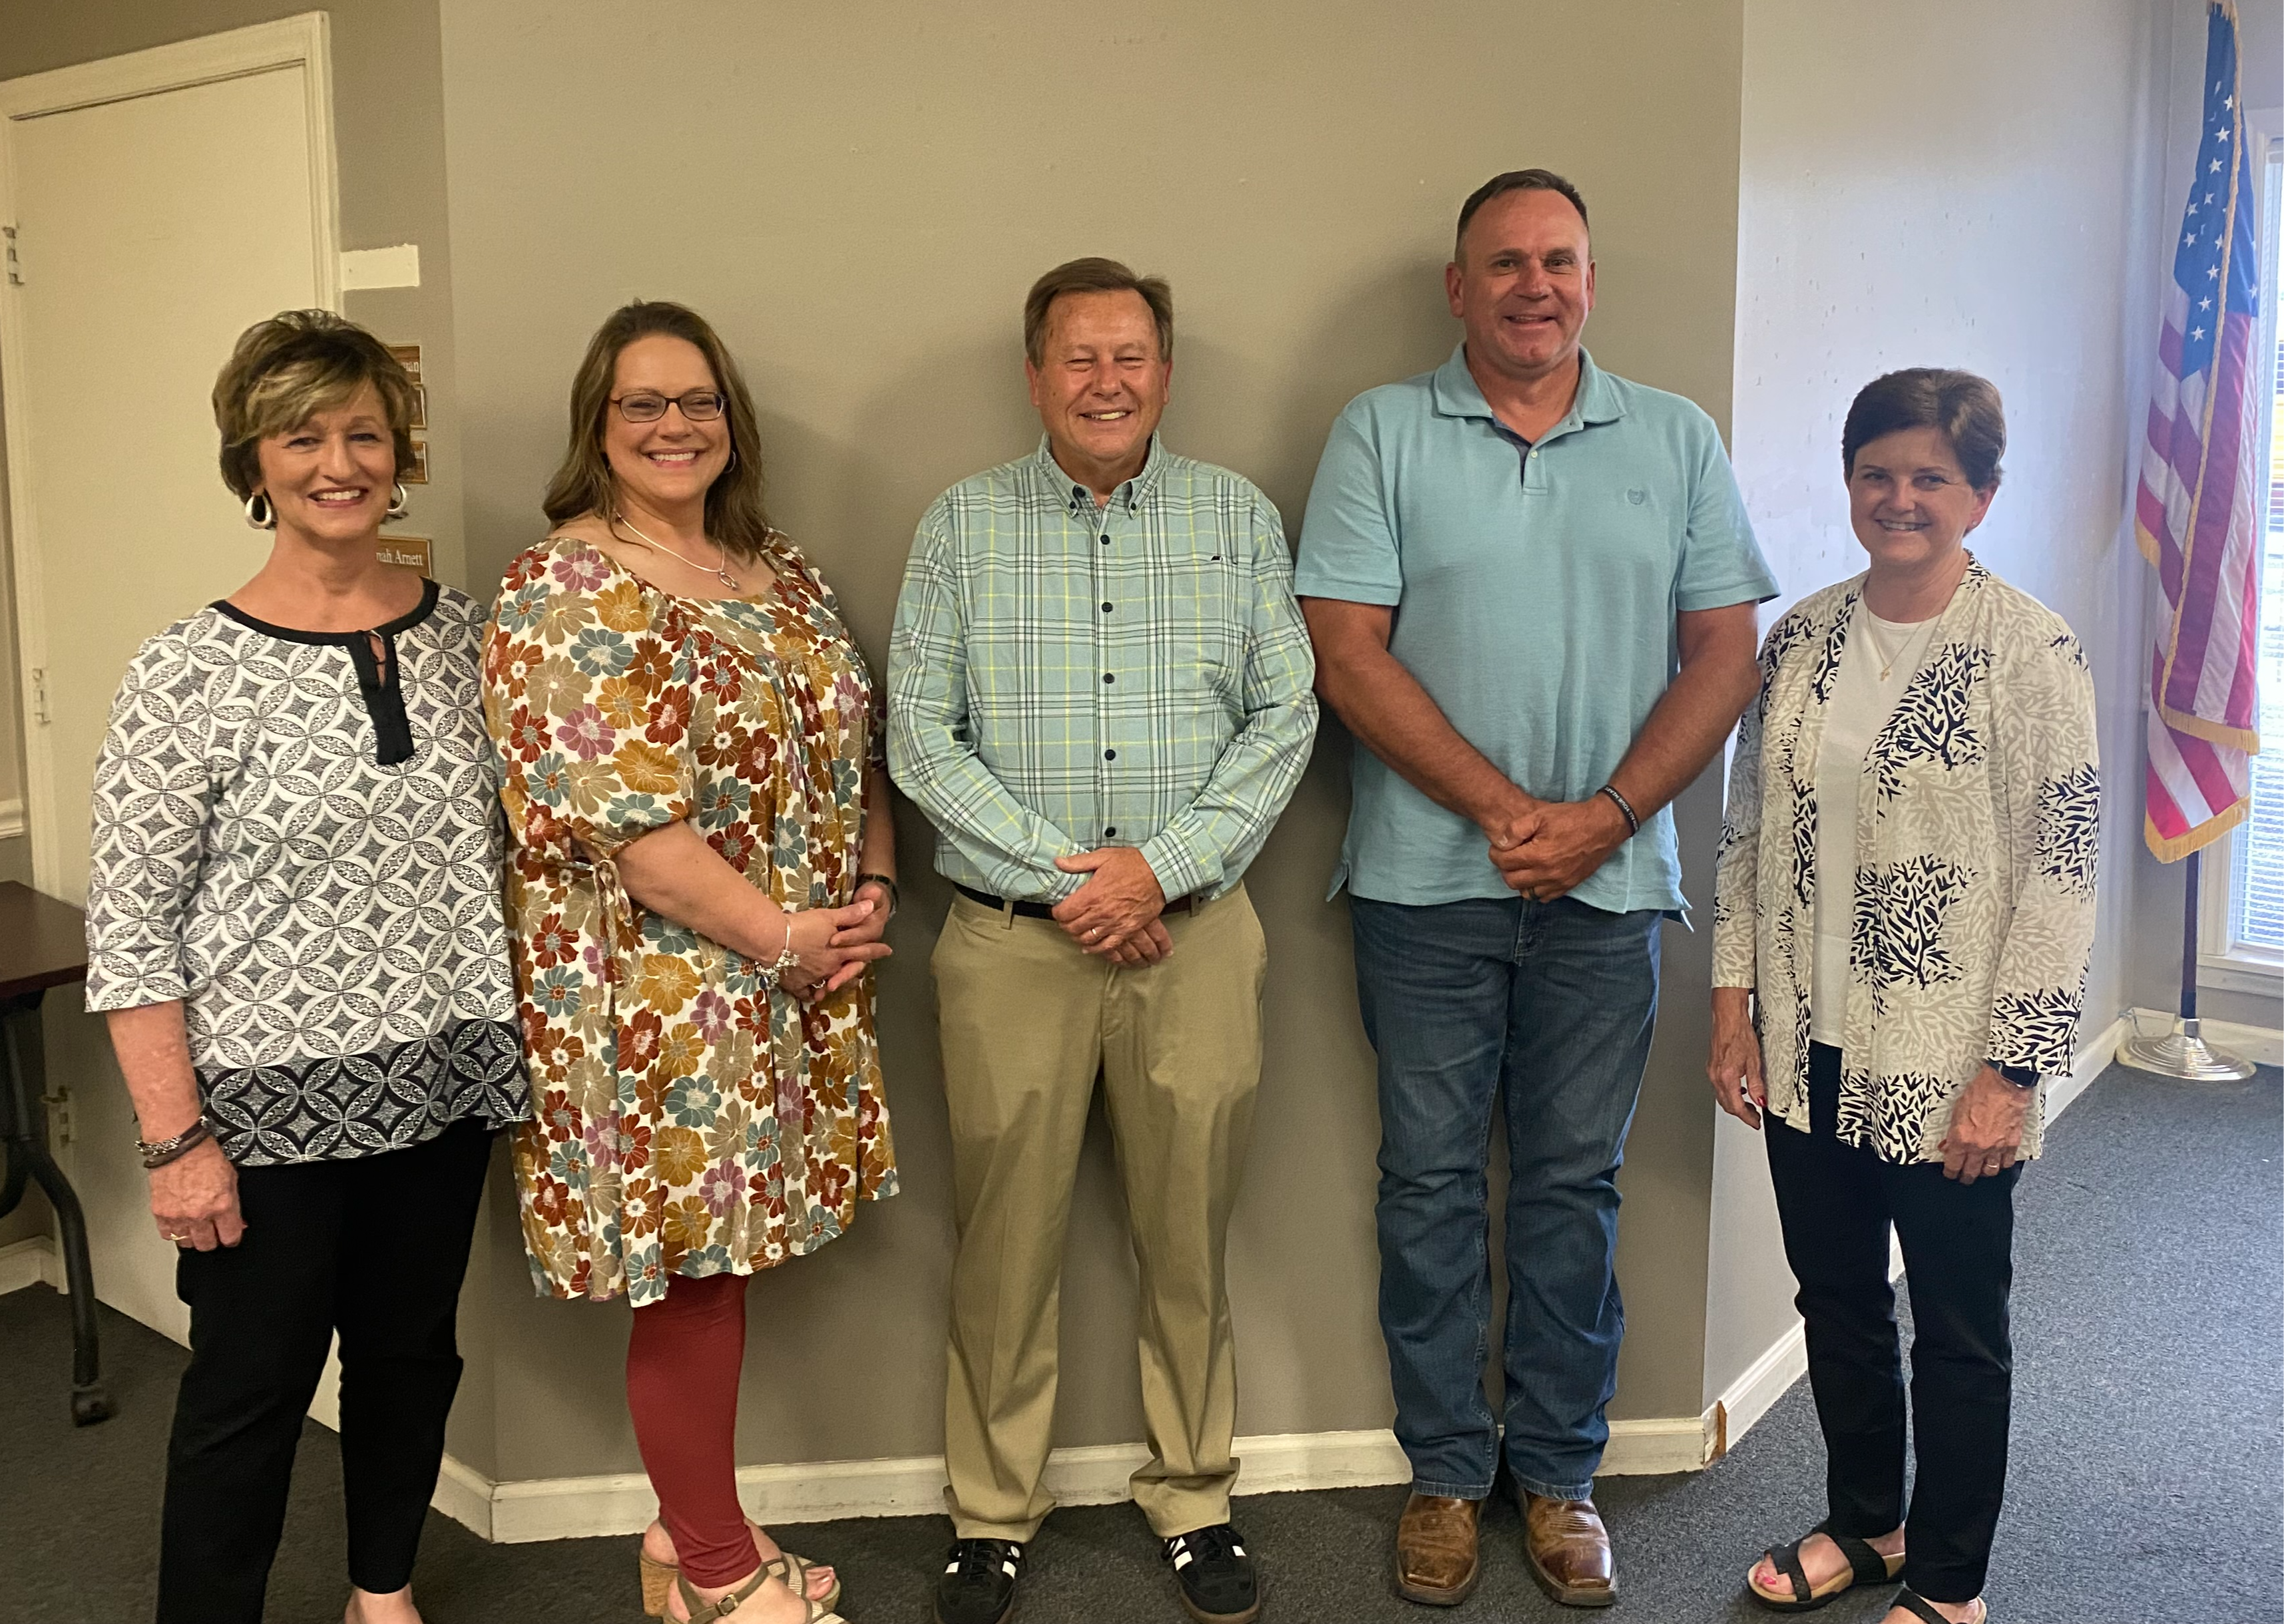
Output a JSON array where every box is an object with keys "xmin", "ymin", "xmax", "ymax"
[{"xmin": 0, "ymin": 881, "xmax": 88, "ymax": 1002}]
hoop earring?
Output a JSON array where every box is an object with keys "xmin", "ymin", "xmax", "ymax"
[
  {"xmin": 244, "ymin": 491, "xmax": 276, "ymax": 531},
  {"xmin": 724, "ymin": 446, "xmax": 740, "ymax": 475},
  {"xmin": 385, "ymin": 483, "xmax": 410, "ymax": 521}
]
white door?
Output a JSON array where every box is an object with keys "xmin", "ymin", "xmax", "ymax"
[{"xmin": 0, "ymin": 18, "xmax": 338, "ymax": 1343}]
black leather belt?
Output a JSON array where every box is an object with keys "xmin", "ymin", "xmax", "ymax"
[{"xmin": 955, "ymin": 883, "xmax": 1200, "ymax": 918}]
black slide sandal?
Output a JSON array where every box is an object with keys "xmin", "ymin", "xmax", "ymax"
[
  {"xmin": 1746, "ymin": 1522, "xmax": 1903, "ymax": 1612},
  {"xmin": 1892, "ymin": 1591, "xmax": 1987, "ymax": 1624}
]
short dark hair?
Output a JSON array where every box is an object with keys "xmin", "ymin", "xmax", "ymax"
[
  {"xmin": 1841, "ymin": 369, "xmax": 2006, "ymax": 491},
  {"xmin": 1023, "ymin": 257, "xmax": 1174, "ymax": 367},
  {"xmin": 1455, "ymin": 169, "xmax": 1590, "ymax": 261}
]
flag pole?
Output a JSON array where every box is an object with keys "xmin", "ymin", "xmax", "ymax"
[{"xmin": 2118, "ymin": 850, "xmax": 2257, "ymax": 1081}]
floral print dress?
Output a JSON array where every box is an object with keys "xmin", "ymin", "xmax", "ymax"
[{"xmin": 483, "ymin": 532, "xmax": 897, "ymax": 1305}]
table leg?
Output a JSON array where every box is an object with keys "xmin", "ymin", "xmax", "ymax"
[{"xmin": 1, "ymin": 992, "xmax": 112, "ymax": 1424}]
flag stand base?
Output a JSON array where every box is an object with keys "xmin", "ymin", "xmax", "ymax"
[
  {"xmin": 2122, "ymin": 852, "xmax": 2257, "ymax": 1082},
  {"xmin": 2118, "ymin": 1016, "xmax": 2257, "ymax": 1082}
]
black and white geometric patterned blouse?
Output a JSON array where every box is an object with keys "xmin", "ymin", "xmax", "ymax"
[
  {"xmin": 86, "ymin": 580, "xmax": 529, "ymax": 1166},
  {"xmin": 1712, "ymin": 560, "xmax": 2100, "ymax": 1165}
]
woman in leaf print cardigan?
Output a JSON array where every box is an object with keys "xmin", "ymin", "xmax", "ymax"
[
  {"xmin": 486, "ymin": 302, "xmax": 889, "ymax": 1624},
  {"xmin": 1707, "ymin": 372, "xmax": 2095, "ymax": 1624}
]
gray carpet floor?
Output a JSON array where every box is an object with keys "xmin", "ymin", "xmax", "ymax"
[{"xmin": 3, "ymin": 1060, "xmax": 2277, "ymax": 1623}]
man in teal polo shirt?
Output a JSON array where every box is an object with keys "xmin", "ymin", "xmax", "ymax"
[{"xmin": 1296, "ymin": 169, "xmax": 1776, "ymax": 1609}]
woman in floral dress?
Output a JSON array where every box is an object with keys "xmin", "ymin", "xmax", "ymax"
[{"xmin": 484, "ymin": 301, "xmax": 896, "ymax": 1624}]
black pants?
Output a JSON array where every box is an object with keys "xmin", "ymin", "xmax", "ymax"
[
  {"xmin": 1763, "ymin": 1043, "xmax": 2019, "ymax": 1604},
  {"xmin": 157, "ymin": 1118, "xmax": 495, "ymax": 1623}
]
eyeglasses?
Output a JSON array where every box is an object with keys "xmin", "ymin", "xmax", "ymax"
[{"xmin": 610, "ymin": 390, "xmax": 727, "ymax": 423}]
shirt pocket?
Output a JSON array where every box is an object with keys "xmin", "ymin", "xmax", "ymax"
[{"xmin": 1151, "ymin": 549, "xmax": 1244, "ymax": 692}]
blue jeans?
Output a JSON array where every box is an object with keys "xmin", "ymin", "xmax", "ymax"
[{"xmin": 1351, "ymin": 894, "xmax": 1661, "ymax": 1502}]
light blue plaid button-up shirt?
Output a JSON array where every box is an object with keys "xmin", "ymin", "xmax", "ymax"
[{"xmin": 888, "ymin": 436, "xmax": 1317, "ymax": 904}]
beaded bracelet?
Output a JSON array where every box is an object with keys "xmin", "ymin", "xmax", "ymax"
[{"xmin": 762, "ymin": 909, "xmax": 800, "ymax": 992}]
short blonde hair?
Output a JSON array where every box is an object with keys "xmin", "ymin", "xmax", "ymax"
[{"xmin": 212, "ymin": 309, "xmax": 419, "ymax": 500}]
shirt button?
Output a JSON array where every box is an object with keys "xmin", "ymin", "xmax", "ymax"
[
  {"xmin": 1100, "ymin": 534, "xmax": 1111, "ymax": 545},
  {"xmin": 1528, "ymin": 449, "xmax": 1540, "ymax": 459},
  {"xmin": 1104, "ymin": 826, "xmax": 1117, "ymax": 838},
  {"xmin": 1104, "ymin": 749, "xmax": 1117, "ymax": 760},
  {"xmin": 1101, "ymin": 602, "xmax": 1113, "ymax": 613},
  {"xmin": 1103, "ymin": 672, "xmax": 1115, "ymax": 684}
]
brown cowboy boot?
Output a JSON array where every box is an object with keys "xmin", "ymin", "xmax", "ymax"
[
  {"xmin": 1394, "ymin": 1492, "xmax": 1482, "ymax": 1606},
  {"xmin": 1522, "ymin": 1491, "xmax": 1615, "ymax": 1607}
]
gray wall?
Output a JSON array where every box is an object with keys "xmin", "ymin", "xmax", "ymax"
[
  {"xmin": 437, "ymin": 0, "xmax": 1749, "ymax": 1482},
  {"xmin": 1713, "ymin": 0, "xmax": 2168, "ymax": 1400},
  {"xmin": 7, "ymin": 0, "xmax": 2259, "ymax": 1497}
]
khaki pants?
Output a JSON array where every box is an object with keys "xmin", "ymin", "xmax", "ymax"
[{"xmin": 933, "ymin": 885, "xmax": 1266, "ymax": 1541}]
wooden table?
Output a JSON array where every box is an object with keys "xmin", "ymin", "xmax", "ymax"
[{"xmin": 0, "ymin": 881, "xmax": 112, "ymax": 1423}]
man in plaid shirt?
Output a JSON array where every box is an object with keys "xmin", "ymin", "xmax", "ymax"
[{"xmin": 889, "ymin": 257, "xmax": 1315, "ymax": 1624}]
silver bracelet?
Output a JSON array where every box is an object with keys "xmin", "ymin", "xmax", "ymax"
[
  {"xmin": 136, "ymin": 1117, "xmax": 212, "ymax": 1170},
  {"xmin": 762, "ymin": 909, "xmax": 799, "ymax": 990}
]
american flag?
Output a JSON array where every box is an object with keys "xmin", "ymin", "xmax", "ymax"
[{"xmin": 2136, "ymin": 0, "xmax": 2263, "ymax": 860}]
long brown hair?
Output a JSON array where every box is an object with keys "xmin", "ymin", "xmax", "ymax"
[{"xmin": 542, "ymin": 300, "xmax": 772, "ymax": 559}]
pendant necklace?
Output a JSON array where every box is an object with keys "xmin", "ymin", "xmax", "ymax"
[
  {"xmin": 614, "ymin": 512, "xmax": 738, "ymax": 592},
  {"xmin": 1861, "ymin": 604, "xmax": 1937, "ymax": 683}
]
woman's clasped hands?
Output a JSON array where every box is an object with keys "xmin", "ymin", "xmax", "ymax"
[{"xmin": 778, "ymin": 895, "xmax": 892, "ymax": 998}]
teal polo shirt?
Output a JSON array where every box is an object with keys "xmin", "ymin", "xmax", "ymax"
[{"xmin": 1295, "ymin": 345, "xmax": 1777, "ymax": 913}]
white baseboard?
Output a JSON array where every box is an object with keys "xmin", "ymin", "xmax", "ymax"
[
  {"xmin": 0, "ymin": 1235, "xmax": 63, "ymax": 1295},
  {"xmin": 431, "ymin": 1452, "xmax": 498, "ymax": 1541},
  {"xmin": 1708, "ymin": 1319, "xmax": 1808, "ymax": 1458},
  {"xmin": 1600, "ymin": 1414, "xmax": 1716, "ymax": 1475},
  {"xmin": 425, "ymin": 1014, "xmax": 2169, "ymax": 1543},
  {"xmin": 442, "ymin": 1428, "xmax": 1417, "ymax": 1545},
  {"xmin": 2049, "ymin": 1014, "xmax": 2132, "ymax": 1117}
]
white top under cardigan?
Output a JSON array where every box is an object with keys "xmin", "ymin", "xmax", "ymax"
[
  {"xmin": 1811, "ymin": 602, "xmax": 1940, "ymax": 1044},
  {"xmin": 1712, "ymin": 560, "xmax": 2100, "ymax": 1165}
]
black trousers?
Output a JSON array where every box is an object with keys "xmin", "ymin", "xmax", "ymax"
[
  {"xmin": 157, "ymin": 1118, "xmax": 495, "ymax": 1623},
  {"xmin": 1763, "ymin": 1043, "xmax": 2019, "ymax": 1604}
]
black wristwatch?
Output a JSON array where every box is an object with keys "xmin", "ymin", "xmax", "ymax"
[
  {"xmin": 1988, "ymin": 1060, "xmax": 2039, "ymax": 1090},
  {"xmin": 855, "ymin": 872, "xmax": 899, "ymax": 918}
]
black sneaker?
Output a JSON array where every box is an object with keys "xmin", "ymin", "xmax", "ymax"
[
  {"xmin": 1162, "ymin": 1524, "xmax": 1261, "ymax": 1623},
  {"xmin": 935, "ymin": 1537, "xmax": 1025, "ymax": 1624}
]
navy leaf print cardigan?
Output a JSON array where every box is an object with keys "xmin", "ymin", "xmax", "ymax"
[{"xmin": 1712, "ymin": 560, "xmax": 2100, "ymax": 1165}]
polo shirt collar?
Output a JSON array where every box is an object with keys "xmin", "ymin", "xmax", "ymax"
[
  {"xmin": 1431, "ymin": 343, "xmax": 1624, "ymax": 435},
  {"xmin": 1031, "ymin": 433, "xmax": 1168, "ymax": 516}
]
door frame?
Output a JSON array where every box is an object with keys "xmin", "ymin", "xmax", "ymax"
[{"xmin": 0, "ymin": 13, "xmax": 341, "ymax": 893}]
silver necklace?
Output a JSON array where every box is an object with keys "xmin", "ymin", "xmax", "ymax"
[{"xmin": 613, "ymin": 512, "xmax": 738, "ymax": 591}]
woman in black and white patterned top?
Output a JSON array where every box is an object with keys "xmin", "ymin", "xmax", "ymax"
[
  {"xmin": 85, "ymin": 311, "xmax": 527, "ymax": 1624},
  {"xmin": 1707, "ymin": 371, "xmax": 2097, "ymax": 1624}
]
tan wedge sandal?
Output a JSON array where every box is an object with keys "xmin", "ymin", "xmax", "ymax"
[
  {"xmin": 671, "ymin": 1563, "xmax": 848, "ymax": 1624},
  {"xmin": 640, "ymin": 1531, "xmax": 841, "ymax": 1616}
]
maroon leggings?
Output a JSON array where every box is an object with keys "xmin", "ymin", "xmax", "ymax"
[{"xmin": 626, "ymin": 1271, "xmax": 762, "ymax": 1588}]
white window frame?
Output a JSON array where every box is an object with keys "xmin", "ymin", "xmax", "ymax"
[{"xmin": 2197, "ymin": 126, "xmax": 2284, "ymax": 997}]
